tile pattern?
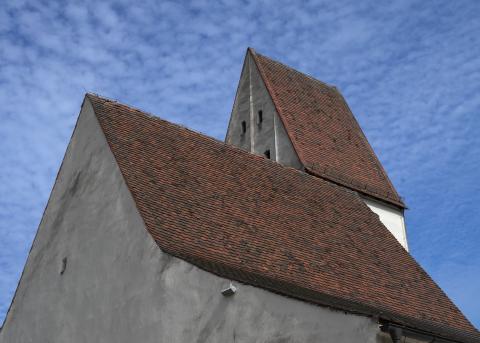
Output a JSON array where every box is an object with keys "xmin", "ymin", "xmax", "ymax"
[
  {"xmin": 88, "ymin": 94, "xmax": 479, "ymax": 343},
  {"xmin": 251, "ymin": 50, "xmax": 405, "ymax": 208}
]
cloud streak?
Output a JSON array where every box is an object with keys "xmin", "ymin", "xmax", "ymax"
[{"xmin": 1, "ymin": 0, "xmax": 479, "ymax": 328}]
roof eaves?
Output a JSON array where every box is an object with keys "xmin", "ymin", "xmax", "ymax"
[
  {"xmin": 179, "ymin": 253, "xmax": 480, "ymax": 343},
  {"xmin": 304, "ymin": 166, "xmax": 406, "ymax": 209}
]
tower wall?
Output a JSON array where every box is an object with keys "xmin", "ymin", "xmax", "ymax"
[{"xmin": 226, "ymin": 53, "xmax": 301, "ymax": 169}]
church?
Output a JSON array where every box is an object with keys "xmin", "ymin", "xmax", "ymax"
[{"xmin": 1, "ymin": 48, "xmax": 478, "ymax": 342}]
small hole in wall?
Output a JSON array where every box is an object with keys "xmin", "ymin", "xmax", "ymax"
[
  {"xmin": 241, "ymin": 121, "xmax": 246, "ymax": 134},
  {"xmin": 258, "ymin": 110, "xmax": 263, "ymax": 125},
  {"xmin": 264, "ymin": 149, "xmax": 271, "ymax": 159},
  {"xmin": 60, "ymin": 257, "xmax": 67, "ymax": 275}
]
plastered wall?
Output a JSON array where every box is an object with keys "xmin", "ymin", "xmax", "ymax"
[{"xmin": 1, "ymin": 98, "xmax": 391, "ymax": 343}]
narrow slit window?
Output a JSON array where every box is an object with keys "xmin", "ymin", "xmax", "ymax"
[
  {"xmin": 241, "ymin": 121, "xmax": 246, "ymax": 134},
  {"xmin": 264, "ymin": 149, "xmax": 271, "ymax": 159},
  {"xmin": 60, "ymin": 257, "xmax": 67, "ymax": 275},
  {"xmin": 258, "ymin": 110, "xmax": 263, "ymax": 125}
]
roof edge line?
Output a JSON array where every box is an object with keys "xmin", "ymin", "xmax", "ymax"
[
  {"xmin": 160, "ymin": 250, "xmax": 480, "ymax": 343},
  {"xmin": 305, "ymin": 166, "xmax": 406, "ymax": 209},
  {"xmin": 331, "ymin": 88, "xmax": 405, "ymax": 207},
  {"xmin": 379, "ymin": 320, "xmax": 478, "ymax": 343}
]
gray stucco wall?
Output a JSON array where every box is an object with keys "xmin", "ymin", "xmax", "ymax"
[
  {"xmin": 249, "ymin": 53, "xmax": 276, "ymax": 159},
  {"xmin": 226, "ymin": 55, "xmax": 252, "ymax": 152},
  {"xmin": 2, "ymin": 97, "xmax": 401, "ymax": 343},
  {"xmin": 226, "ymin": 53, "xmax": 301, "ymax": 169},
  {"xmin": 273, "ymin": 110, "xmax": 302, "ymax": 169}
]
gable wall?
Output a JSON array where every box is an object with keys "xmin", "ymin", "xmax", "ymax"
[
  {"xmin": 250, "ymin": 53, "xmax": 276, "ymax": 158},
  {"xmin": 0, "ymin": 99, "xmax": 161, "ymax": 341},
  {"xmin": 226, "ymin": 53, "xmax": 302, "ymax": 169},
  {"xmin": 0, "ymin": 98, "xmax": 417, "ymax": 343},
  {"xmin": 226, "ymin": 55, "xmax": 252, "ymax": 152}
]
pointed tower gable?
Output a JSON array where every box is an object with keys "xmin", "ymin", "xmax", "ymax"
[
  {"xmin": 249, "ymin": 49, "xmax": 404, "ymax": 209},
  {"xmin": 226, "ymin": 50, "xmax": 302, "ymax": 169}
]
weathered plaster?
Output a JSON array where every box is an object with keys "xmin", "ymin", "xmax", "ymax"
[{"xmin": 1, "ymin": 97, "xmax": 394, "ymax": 343}]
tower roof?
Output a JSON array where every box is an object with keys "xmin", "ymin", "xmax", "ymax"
[
  {"xmin": 87, "ymin": 93, "xmax": 478, "ymax": 343},
  {"xmin": 249, "ymin": 49, "xmax": 405, "ymax": 208}
]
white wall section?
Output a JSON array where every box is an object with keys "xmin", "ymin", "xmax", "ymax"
[{"xmin": 364, "ymin": 198, "xmax": 409, "ymax": 250}]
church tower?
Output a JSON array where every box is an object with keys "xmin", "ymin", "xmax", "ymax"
[{"xmin": 226, "ymin": 48, "xmax": 408, "ymax": 250}]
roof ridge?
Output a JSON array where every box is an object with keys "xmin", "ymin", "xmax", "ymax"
[
  {"xmin": 87, "ymin": 93, "xmax": 229, "ymax": 147},
  {"xmin": 251, "ymin": 50, "xmax": 337, "ymax": 91},
  {"xmin": 87, "ymin": 93, "xmax": 337, "ymax": 183},
  {"xmin": 87, "ymin": 93, "xmax": 183, "ymax": 124}
]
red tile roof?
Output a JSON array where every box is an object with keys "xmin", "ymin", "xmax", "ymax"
[
  {"xmin": 88, "ymin": 94, "xmax": 479, "ymax": 343},
  {"xmin": 249, "ymin": 49, "xmax": 405, "ymax": 208}
]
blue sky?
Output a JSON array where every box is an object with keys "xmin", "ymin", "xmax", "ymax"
[{"xmin": 1, "ymin": 0, "xmax": 479, "ymax": 329}]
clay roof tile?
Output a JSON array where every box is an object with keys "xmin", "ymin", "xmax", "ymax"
[
  {"xmin": 87, "ymin": 93, "xmax": 479, "ymax": 343},
  {"xmin": 249, "ymin": 49, "xmax": 405, "ymax": 208}
]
